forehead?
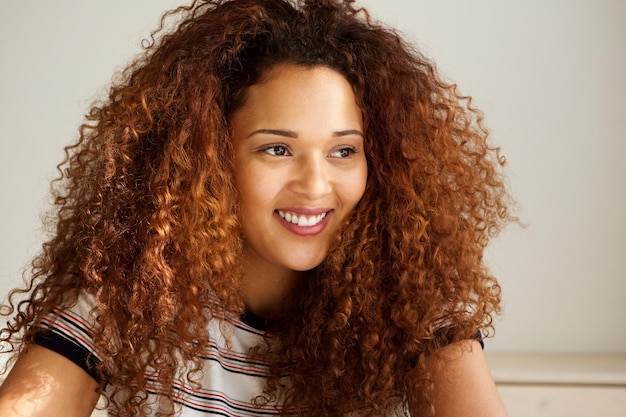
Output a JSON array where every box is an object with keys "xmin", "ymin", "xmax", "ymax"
[
  {"xmin": 247, "ymin": 64, "xmax": 352, "ymax": 101},
  {"xmin": 231, "ymin": 64, "xmax": 362, "ymax": 134}
]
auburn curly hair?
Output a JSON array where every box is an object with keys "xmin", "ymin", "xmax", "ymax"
[{"xmin": 1, "ymin": 0, "xmax": 514, "ymax": 416}]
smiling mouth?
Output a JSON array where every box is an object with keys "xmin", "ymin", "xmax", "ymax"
[{"xmin": 276, "ymin": 210, "xmax": 328, "ymax": 227}]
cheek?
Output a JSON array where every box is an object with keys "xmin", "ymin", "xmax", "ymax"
[
  {"xmin": 236, "ymin": 168, "xmax": 279, "ymax": 213},
  {"xmin": 238, "ymin": 179, "xmax": 262, "ymax": 211},
  {"xmin": 341, "ymin": 166, "xmax": 368, "ymax": 207}
]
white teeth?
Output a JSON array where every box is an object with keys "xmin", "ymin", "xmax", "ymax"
[{"xmin": 277, "ymin": 210, "xmax": 327, "ymax": 226}]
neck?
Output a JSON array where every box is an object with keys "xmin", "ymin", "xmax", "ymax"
[{"xmin": 240, "ymin": 261, "xmax": 304, "ymax": 319}]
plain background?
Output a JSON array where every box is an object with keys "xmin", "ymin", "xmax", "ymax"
[{"xmin": 0, "ymin": 0, "xmax": 624, "ymax": 354}]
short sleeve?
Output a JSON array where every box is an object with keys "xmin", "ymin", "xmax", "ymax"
[{"xmin": 34, "ymin": 292, "xmax": 103, "ymax": 383}]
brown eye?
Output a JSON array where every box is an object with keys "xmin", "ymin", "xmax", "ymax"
[
  {"xmin": 264, "ymin": 144, "xmax": 290, "ymax": 156},
  {"xmin": 330, "ymin": 147, "xmax": 357, "ymax": 158}
]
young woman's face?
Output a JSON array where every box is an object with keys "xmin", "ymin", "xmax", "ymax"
[{"xmin": 231, "ymin": 64, "xmax": 367, "ymax": 278}]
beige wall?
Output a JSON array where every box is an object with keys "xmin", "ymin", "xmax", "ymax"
[{"xmin": 1, "ymin": 0, "xmax": 625, "ymax": 354}]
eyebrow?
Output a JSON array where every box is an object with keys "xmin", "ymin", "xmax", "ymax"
[
  {"xmin": 247, "ymin": 129, "xmax": 364, "ymax": 138},
  {"xmin": 333, "ymin": 129, "xmax": 364, "ymax": 138}
]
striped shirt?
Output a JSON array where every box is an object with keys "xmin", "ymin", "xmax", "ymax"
[
  {"xmin": 35, "ymin": 293, "xmax": 283, "ymax": 416},
  {"xmin": 35, "ymin": 294, "xmax": 483, "ymax": 416}
]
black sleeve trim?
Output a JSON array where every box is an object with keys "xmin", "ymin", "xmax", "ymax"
[
  {"xmin": 433, "ymin": 327, "xmax": 485, "ymax": 350},
  {"xmin": 474, "ymin": 329, "xmax": 485, "ymax": 350},
  {"xmin": 33, "ymin": 331, "xmax": 102, "ymax": 383}
]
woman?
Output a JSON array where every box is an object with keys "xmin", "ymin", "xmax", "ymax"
[{"xmin": 0, "ymin": 0, "xmax": 512, "ymax": 416}]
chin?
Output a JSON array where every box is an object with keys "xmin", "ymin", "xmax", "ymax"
[{"xmin": 287, "ymin": 255, "xmax": 327, "ymax": 272}]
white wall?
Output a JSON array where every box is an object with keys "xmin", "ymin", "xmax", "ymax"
[{"xmin": 1, "ymin": 0, "xmax": 624, "ymax": 354}]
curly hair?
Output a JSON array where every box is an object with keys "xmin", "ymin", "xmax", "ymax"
[{"xmin": 1, "ymin": 0, "xmax": 513, "ymax": 416}]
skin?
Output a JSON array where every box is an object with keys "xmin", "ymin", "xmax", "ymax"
[
  {"xmin": 0, "ymin": 64, "xmax": 508, "ymax": 417},
  {"xmin": 0, "ymin": 345, "xmax": 100, "ymax": 417},
  {"xmin": 231, "ymin": 64, "xmax": 368, "ymax": 318},
  {"xmin": 428, "ymin": 340, "xmax": 509, "ymax": 416}
]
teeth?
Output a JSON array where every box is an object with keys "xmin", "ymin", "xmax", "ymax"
[{"xmin": 278, "ymin": 210, "xmax": 327, "ymax": 226}]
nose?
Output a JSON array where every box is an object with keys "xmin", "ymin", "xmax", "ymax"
[{"xmin": 291, "ymin": 154, "xmax": 332, "ymax": 200}]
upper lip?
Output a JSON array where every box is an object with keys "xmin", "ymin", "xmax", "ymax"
[{"xmin": 275, "ymin": 207, "xmax": 332, "ymax": 215}]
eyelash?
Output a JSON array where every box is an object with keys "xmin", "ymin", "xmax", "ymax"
[
  {"xmin": 262, "ymin": 144, "xmax": 290, "ymax": 156},
  {"xmin": 330, "ymin": 146, "xmax": 358, "ymax": 158},
  {"xmin": 261, "ymin": 144, "xmax": 359, "ymax": 158}
]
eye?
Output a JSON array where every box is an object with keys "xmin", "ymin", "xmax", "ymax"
[
  {"xmin": 329, "ymin": 146, "xmax": 358, "ymax": 158},
  {"xmin": 263, "ymin": 144, "xmax": 290, "ymax": 156}
]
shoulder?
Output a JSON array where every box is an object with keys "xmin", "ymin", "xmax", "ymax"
[
  {"xmin": 424, "ymin": 340, "xmax": 509, "ymax": 417},
  {"xmin": 0, "ymin": 344, "xmax": 101, "ymax": 417}
]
